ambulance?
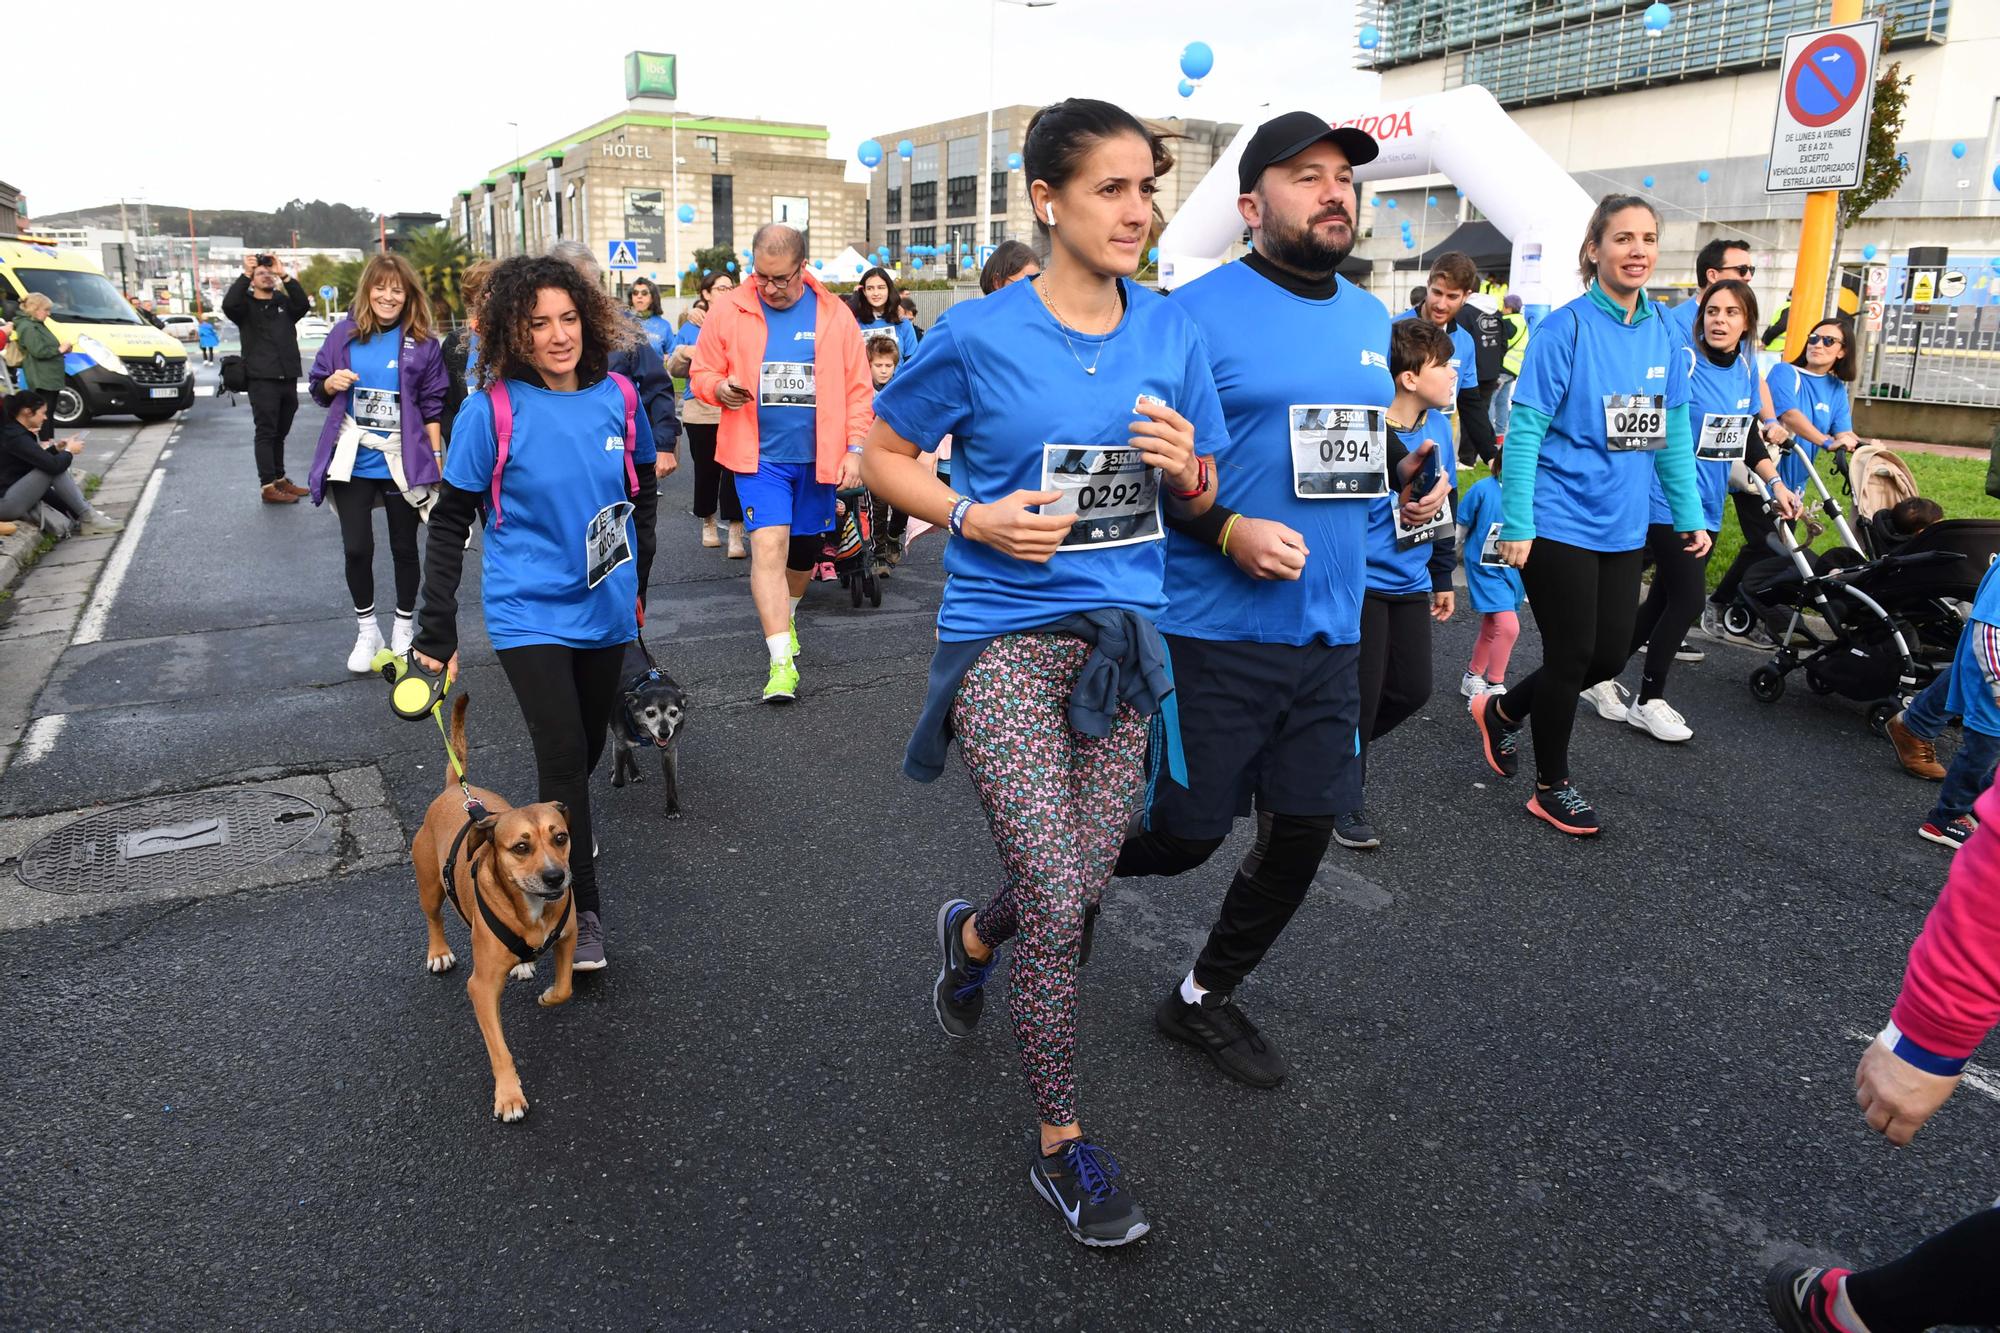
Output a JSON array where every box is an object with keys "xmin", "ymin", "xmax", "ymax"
[{"xmin": 0, "ymin": 239, "xmax": 194, "ymax": 426}]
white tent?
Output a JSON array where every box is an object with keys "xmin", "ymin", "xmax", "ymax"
[{"xmin": 815, "ymin": 246, "xmax": 873, "ymax": 283}]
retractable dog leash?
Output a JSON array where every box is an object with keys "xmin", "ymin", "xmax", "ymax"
[{"xmin": 372, "ymin": 648, "xmax": 487, "ymax": 819}]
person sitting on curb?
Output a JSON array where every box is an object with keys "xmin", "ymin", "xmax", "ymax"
[{"xmin": 0, "ymin": 390, "xmax": 124, "ymax": 538}]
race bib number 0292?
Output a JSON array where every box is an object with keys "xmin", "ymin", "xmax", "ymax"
[
  {"xmin": 1603, "ymin": 393, "xmax": 1667, "ymax": 452},
  {"xmin": 1039, "ymin": 444, "xmax": 1161, "ymax": 551},
  {"xmin": 1289, "ymin": 404, "xmax": 1387, "ymax": 498},
  {"xmin": 1696, "ymin": 412, "xmax": 1753, "ymax": 462},
  {"xmin": 759, "ymin": 360, "xmax": 815, "ymax": 408}
]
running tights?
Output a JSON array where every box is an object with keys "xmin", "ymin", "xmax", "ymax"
[
  {"xmin": 954, "ymin": 634, "xmax": 1147, "ymax": 1127},
  {"xmin": 1493, "ymin": 538, "xmax": 1644, "ymax": 785},
  {"xmin": 1357, "ymin": 593, "xmax": 1433, "ymax": 750},
  {"xmin": 1469, "ymin": 611, "xmax": 1519, "ymax": 684},
  {"xmin": 786, "ymin": 532, "xmax": 823, "ymax": 572},
  {"xmin": 1845, "ymin": 1205, "xmax": 2000, "ymax": 1333},
  {"xmin": 1115, "ymin": 810, "xmax": 1336, "ymax": 994},
  {"xmin": 495, "ymin": 642, "xmax": 626, "ymax": 916},
  {"xmin": 1628, "ymin": 523, "xmax": 1711, "ymax": 703},
  {"xmin": 328, "ymin": 477, "xmax": 421, "ymax": 616},
  {"xmin": 684, "ymin": 423, "xmax": 742, "ymax": 522}
]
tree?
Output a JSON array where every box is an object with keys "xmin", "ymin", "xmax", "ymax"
[
  {"xmin": 400, "ymin": 227, "xmax": 475, "ymax": 319},
  {"xmin": 1842, "ymin": 55, "xmax": 1912, "ymax": 229},
  {"xmin": 294, "ymin": 255, "xmax": 365, "ymax": 316}
]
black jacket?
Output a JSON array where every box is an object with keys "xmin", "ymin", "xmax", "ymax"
[
  {"xmin": 609, "ymin": 340, "xmax": 679, "ymax": 456},
  {"xmin": 0, "ymin": 418, "xmax": 73, "ymax": 493},
  {"xmin": 221, "ymin": 275, "xmax": 310, "ymax": 380}
]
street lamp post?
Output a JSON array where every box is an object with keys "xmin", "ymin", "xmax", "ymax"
[{"xmin": 982, "ymin": 0, "xmax": 1057, "ymax": 270}]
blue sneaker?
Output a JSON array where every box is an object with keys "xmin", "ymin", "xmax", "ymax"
[
  {"xmin": 932, "ymin": 899, "xmax": 995, "ymax": 1038},
  {"xmin": 1030, "ymin": 1137, "xmax": 1149, "ymax": 1247}
]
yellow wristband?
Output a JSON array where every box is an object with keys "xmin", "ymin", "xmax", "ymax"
[{"xmin": 1219, "ymin": 513, "xmax": 1242, "ymax": 556}]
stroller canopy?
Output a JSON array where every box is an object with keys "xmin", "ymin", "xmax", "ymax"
[{"xmin": 1848, "ymin": 444, "xmax": 1919, "ymax": 525}]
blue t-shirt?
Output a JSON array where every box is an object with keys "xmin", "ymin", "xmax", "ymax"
[
  {"xmin": 1652, "ymin": 344, "xmax": 1758, "ymax": 532},
  {"xmin": 1393, "ymin": 308, "xmax": 1477, "ymax": 400},
  {"xmin": 1457, "ymin": 474, "xmax": 1524, "ymax": 614},
  {"xmin": 1367, "ymin": 409, "xmax": 1454, "ymax": 596},
  {"xmin": 443, "ymin": 376, "xmax": 658, "ymax": 651},
  {"xmin": 1768, "ymin": 363, "xmax": 1853, "ymax": 493},
  {"xmin": 872, "ymin": 276, "xmax": 1228, "ymax": 641},
  {"xmin": 1948, "ymin": 559, "xmax": 2000, "ymax": 737},
  {"xmin": 346, "ymin": 327, "xmax": 405, "ymax": 480},
  {"xmin": 857, "ymin": 318, "xmax": 918, "ymax": 364},
  {"xmin": 637, "ymin": 313, "xmax": 674, "ymax": 352},
  {"xmin": 1162, "ymin": 262, "xmax": 1393, "ymax": 646},
  {"xmin": 672, "ymin": 321, "xmax": 702, "ymax": 402},
  {"xmin": 1509, "ymin": 291, "xmax": 1692, "ymax": 552},
  {"xmin": 756, "ymin": 296, "xmax": 819, "ymax": 466},
  {"xmin": 1663, "ymin": 297, "xmax": 1701, "ymax": 353}
]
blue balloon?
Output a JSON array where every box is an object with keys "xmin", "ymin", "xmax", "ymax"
[
  {"xmin": 1148, "ymin": 246, "xmax": 1160, "ymax": 263},
  {"xmin": 726, "ymin": 261, "xmax": 737, "ymax": 272},
  {"xmin": 857, "ymin": 139, "xmax": 883, "ymax": 169},
  {"xmin": 813, "ymin": 259, "xmax": 823, "ymax": 269},
  {"xmin": 1179, "ymin": 41, "xmax": 1214, "ymax": 81},
  {"xmin": 702, "ymin": 268, "xmax": 711, "ymax": 276},
  {"xmin": 1862, "ymin": 244, "xmax": 1878, "ymax": 260},
  {"xmin": 1358, "ymin": 24, "xmax": 1380, "ymax": 50},
  {"xmin": 897, "ymin": 139, "xmax": 914, "ymax": 159},
  {"xmin": 1403, "ymin": 237, "xmax": 1416, "ymax": 249},
  {"xmin": 1898, "ymin": 153, "xmax": 1909, "ymax": 169},
  {"xmin": 1642, "ymin": 175, "xmax": 1655, "ymax": 188},
  {"xmin": 912, "ymin": 258, "xmax": 924, "ymax": 270},
  {"xmin": 855, "ymin": 264, "xmax": 864, "ymax": 274},
  {"xmin": 1993, "ymin": 164, "xmax": 2000, "ymax": 191},
  {"xmin": 676, "ymin": 203, "xmax": 695, "ymax": 224},
  {"xmin": 1697, "ymin": 169, "xmax": 1711, "ymax": 183},
  {"xmin": 1426, "ymin": 195, "xmax": 1437, "ymax": 207},
  {"xmin": 1386, "ymin": 198, "xmax": 1398, "ymax": 208},
  {"xmin": 1007, "ymin": 152, "xmax": 1022, "ymax": 171},
  {"xmin": 1952, "ymin": 141, "xmax": 1967, "ymax": 159},
  {"xmin": 1177, "ymin": 79, "xmax": 1194, "ymax": 98},
  {"xmin": 1642, "ymin": 2, "xmax": 1670, "ymax": 32}
]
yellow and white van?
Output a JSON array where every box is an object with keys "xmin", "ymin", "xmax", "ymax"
[{"xmin": 0, "ymin": 239, "xmax": 193, "ymax": 426}]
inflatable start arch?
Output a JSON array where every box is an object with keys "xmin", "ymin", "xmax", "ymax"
[{"xmin": 1159, "ymin": 86, "xmax": 1595, "ymax": 314}]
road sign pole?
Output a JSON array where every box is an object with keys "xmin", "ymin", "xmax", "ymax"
[{"xmin": 1783, "ymin": 0, "xmax": 1865, "ymax": 357}]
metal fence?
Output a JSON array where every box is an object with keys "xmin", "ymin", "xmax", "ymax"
[{"xmin": 1857, "ymin": 303, "xmax": 2000, "ymax": 410}]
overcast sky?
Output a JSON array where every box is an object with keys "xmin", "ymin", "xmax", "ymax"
[{"xmin": 12, "ymin": 0, "xmax": 1379, "ymax": 219}]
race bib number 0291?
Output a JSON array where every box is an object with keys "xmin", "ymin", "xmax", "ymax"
[
  {"xmin": 352, "ymin": 385, "xmax": 400, "ymax": 437},
  {"xmin": 759, "ymin": 360, "xmax": 815, "ymax": 408},
  {"xmin": 1603, "ymin": 393, "xmax": 1667, "ymax": 452},
  {"xmin": 1039, "ymin": 444, "xmax": 1161, "ymax": 551},
  {"xmin": 1289, "ymin": 404, "xmax": 1387, "ymax": 498},
  {"xmin": 1696, "ymin": 412, "xmax": 1753, "ymax": 462}
]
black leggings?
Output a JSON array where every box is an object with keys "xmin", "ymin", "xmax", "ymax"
[
  {"xmin": 495, "ymin": 643, "xmax": 627, "ymax": 915},
  {"xmin": 1846, "ymin": 1206, "xmax": 2000, "ymax": 1333},
  {"xmin": 1493, "ymin": 538, "xmax": 1644, "ymax": 784},
  {"xmin": 1115, "ymin": 811, "xmax": 1336, "ymax": 994},
  {"xmin": 1628, "ymin": 524, "xmax": 1711, "ymax": 703},
  {"xmin": 1357, "ymin": 593, "xmax": 1433, "ymax": 771},
  {"xmin": 787, "ymin": 532, "xmax": 823, "ymax": 572},
  {"xmin": 328, "ymin": 478, "xmax": 421, "ymax": 616},
  {"xmin": 1711, "ymin": 490, "xmax": 1785, "ymax": 607},
  {"xmin": 685, "ymin": 423, "xmax": 742, "ymax": 522}
]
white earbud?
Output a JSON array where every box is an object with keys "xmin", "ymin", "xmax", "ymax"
[{"xmin": 1045, "ymin": 204, "xmax": 1057, "ymax": 226}]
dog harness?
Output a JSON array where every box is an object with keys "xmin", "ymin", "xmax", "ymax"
[
  {"xmin": 440, "ymin": 817, "xmax": 572, "ymax": 965},
  {"xmin": 618, "ymin": 630, "xmax": 678, "ymax": 747}
]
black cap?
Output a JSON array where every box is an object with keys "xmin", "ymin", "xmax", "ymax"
[{"xmin": 1236, "ymin": 111, "xmax": 1379, "ymax": 194}]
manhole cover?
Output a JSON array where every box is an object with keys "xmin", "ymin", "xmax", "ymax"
[{"xmin": 17, "ymin": 790, "xmax": 326, "ymax": 895}]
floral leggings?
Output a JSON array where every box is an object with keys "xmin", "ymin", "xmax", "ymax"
[{"xmin": 952, "ymin": 633, "xmax": 1148, "ymax": 1128}]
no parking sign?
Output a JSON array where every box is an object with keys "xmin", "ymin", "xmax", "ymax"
[{"xmin": 1766, "ymin": 18, "xmax": 1880, "ymax": 193}]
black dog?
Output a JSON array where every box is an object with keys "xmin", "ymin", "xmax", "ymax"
[{"xmin": 609, "ymin": 641, "xmax": 687, "ymax": 818}]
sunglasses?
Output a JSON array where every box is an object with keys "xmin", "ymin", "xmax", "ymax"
[
  {"xmin": 1806, "ymin": 333, "xmax": 1843, "ymax": 348},
  {"xmin": 1717, "ymin": 263, "xmax": 1756, "ymax": 278}
]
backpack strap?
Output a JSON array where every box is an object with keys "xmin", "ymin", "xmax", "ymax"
[
  {"xmin": 608, "ymin": 371, "xmax": 640, "ymax": 497},
  {"xmin": 489, "ymin": 379, "xmax": 513, "ymax": 527}
]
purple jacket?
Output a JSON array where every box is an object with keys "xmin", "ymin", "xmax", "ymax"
[{"xmin": 306, "ymin": 317, "xmax": 448, "ymax": 504}]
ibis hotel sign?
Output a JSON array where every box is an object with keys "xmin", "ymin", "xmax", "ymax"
[{"xmin": 625, "ymin": 51, "xmax": 677, "ymax": 102}]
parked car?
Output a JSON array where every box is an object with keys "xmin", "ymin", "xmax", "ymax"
[
  {"xmin": 0, "ymin": 240, "xmax": 193, "ymax": 425},
  {"xmin": 159, "ymin": 313, "xmax": 203, "ymax": 342}
]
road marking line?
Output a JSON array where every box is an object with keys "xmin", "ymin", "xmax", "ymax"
[
  {"xmin": 1844, "ymin": 1028, "xmax": 2000, "ymax": 1102},
  {"xmin": 72, "ymin": 469, "xmax": 165, "ymax": 648},
  {"xmin": 16, "ymin": 714, "xmax": 66, "ymax": 766}
]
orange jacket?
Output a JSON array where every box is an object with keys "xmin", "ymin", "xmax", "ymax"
[{"xmin": 689, "ymin": 271, "xmax": 874, "ymax": 484}]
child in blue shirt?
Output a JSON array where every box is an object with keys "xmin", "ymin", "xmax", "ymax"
[
  {"xmin": 1902, "ymin": 557, "xmax": 2000, "ymax": 850},
  {"xmin": 1456, "ymin": 446, "xmax": 1524, "ymax": 700}
]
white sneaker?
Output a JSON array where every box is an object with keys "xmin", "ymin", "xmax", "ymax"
[
  {"xmin": 1698, "ymin": 605, "xmax": 1726, "ymax": 642},
  {"xmin": 1626, "ymin": 696, "xmax": 1693, "ymax": 743},
  {"xmin": 1580, "ymin": 680, "xmax": 1630, "ymax": 722},
  {"xmin": 391, "ymin": 616, "xmax": 416, "ymax": 654},
  {"xmin": 1460, "ymin": 671, "xmax": 1489, "ymax": 701},
  {"xmin": 347, "ymin": 619, "xmax": 386, "ymax": 674},
  {"xmin": 1674, "ymin": 638, "xmax": 1706, "ymax": 664}
]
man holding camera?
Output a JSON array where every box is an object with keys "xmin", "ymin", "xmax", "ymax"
[{"xmin": 222, "ymin": 253, "xmax": 311, "ymax": 504}]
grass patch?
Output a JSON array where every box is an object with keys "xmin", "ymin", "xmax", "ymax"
[{"xmin": 83, "ymin": 472, "xmax": 101, "ymax": 499}]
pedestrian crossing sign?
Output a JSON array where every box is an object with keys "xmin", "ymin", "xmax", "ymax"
[{"xmin": 607, "ymin": 240, "xmax": 640, "ymax": 271}]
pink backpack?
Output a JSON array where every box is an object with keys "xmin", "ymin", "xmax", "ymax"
[{"xmin": 486, "ymin": 372, "xmax": 640, "ymax": 526}]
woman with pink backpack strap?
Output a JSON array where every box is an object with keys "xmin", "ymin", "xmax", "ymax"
[{"xmin": 411, "ymin": 255, "xmax": 658, "ymax": 972}]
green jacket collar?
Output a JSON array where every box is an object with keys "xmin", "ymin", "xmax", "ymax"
[{"xmin": 1587, "ymin": 279, "xmax": 1654, "ymax": 326}]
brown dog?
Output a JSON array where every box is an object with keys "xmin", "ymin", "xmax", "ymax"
[{"xmin": 411, "ymin": 694, "xmax": 577, "ymax": 1122}]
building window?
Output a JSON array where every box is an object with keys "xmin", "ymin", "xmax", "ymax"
[
  {"xmin": 711, "ymin": 175, "xmax": 733, "ymax": 249},
  {"xmin": 887, "ymin": 186, "xmax": 901, "ymax": 224},
  {"xmin": 910, "ymin": 181, "xmax": 937, "ymax": 222},
  {"xmin": 913, "ymin": 142, "xmax": 940, "ymax": 182},
  {"xmin": 990, "ymin": 221, "xmax": 1006, "ymax": 245},
  {"xmin": 694, "ymin": 134, "xmax": 719, "ymax": 163},
  {"xmin": 886, "ymin": 231, "xmax": 901, "ymax": 263},
  {"xmin": 988, "ymin": 129, "xmax": 1012, "ymax": 217},
  {"xmin": 946, "ymin": 135, "xmax": 978, "ymax": 218},
  {"xmin": 910, "ymin": 227, "xmax": 936, "ymax": 254}
]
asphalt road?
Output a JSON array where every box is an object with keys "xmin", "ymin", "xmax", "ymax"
[{"xmin": 2, "ymin": 391, "xmax": 1996, "ymax": 1332}]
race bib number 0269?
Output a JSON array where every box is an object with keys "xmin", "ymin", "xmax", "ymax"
[
  {"xmin": 1696, "ymin": 412, "xmax": 1753, "ymax": 462},
  {"xmin": 1290, "ymin": 404, "xmax": 1387, "ymax": 498},
  {"xmin": 759, "ymin": 360, "xmax": 815, "ymax": 408},
  {"xmin": 1039, "ymin": 444, "xmax": 1161, "ymax": 551},
  {"xmin": 1603, "ymin": 393, "xmax": 1667, "ymax": 452}
]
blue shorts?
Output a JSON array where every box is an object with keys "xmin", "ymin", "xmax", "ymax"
[{"xmin": 736, "ymin": 460, "xmax": 835, "ymax": 535}]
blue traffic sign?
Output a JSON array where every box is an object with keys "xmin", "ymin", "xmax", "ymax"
[
  {"xmin": 1785, "ymin": 32, "xmax": 1866, "ymax": 129},
  {"xmin": 606, "ymin": 240, "xmax": 640, "ymax": 271},
  {"xmin": 319, "ymin": 285, "xmax": 337, "ymax": 301}
]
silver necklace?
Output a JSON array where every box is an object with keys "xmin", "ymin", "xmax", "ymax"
[{"xmin": 1038, "ymin": 282, "xmax": 1115, "ymax": 376}]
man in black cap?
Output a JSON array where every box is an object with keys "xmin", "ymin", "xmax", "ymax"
[{"xmin": 1112, "ymin": 112, "xmax": 1428, "ymax": 1088}]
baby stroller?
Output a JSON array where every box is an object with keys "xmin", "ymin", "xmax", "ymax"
[
  {"xmin": 1716, "ymin": 439, "xmax": 1871, "ymax": 641},
  {"xmin": 1845, "ymin": 442, "xmax": 1923, "ymax": 560},
  {"xmin": 830, "ymin": 485, "xmax": 883, "ymax": 608},
  {"xmin": 1742, "ymin": 471, "xmax": 2000, "ymax": 733}
]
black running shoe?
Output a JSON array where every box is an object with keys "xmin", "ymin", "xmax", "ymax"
[
  {"xmin": 1155, "ymin": 987, "xmax": 1290, "ymax": 1088},
  {"xmin": 1080, "ymin": 899, "xmax": 1100, "ymax": 965},
  {"xmin": 1333, "ymin": 810, "xmax": 1381, "ymax": 850},
  {"xmin": 1471, "ymin": 692, "xmax": 1520, "ymax": 778},
  {"xmin": 1527, "ymin": 780, "xmax": 1599, "ymax": 835},
  {"xmin": 1029, "ymin": 1137, "xmax": 1149, "ymax": 1247},
  {"xmin": 1762, "ymin": 1264, "xmax": 1851, "ymax": 1332},
  {"xmin": 933, "ymin": 899, "xmax": 996, "ymax": 1039}
]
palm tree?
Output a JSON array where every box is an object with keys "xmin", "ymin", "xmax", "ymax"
[{"xmin": 401, "ymin": 227, "xmax": 475, "ymax": 319}]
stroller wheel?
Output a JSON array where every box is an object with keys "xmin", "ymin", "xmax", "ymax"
[
  {"xmin": 1867, "ymin": 701, "xmax": 1896, "ymax": 737},
  {"xmin": 1804, "ymin": 667, "xmax": 1835, "ymax": 696},
  {"xmin": 865, "ymin": 574, "xmax": 882, "ymax": 608},
  {"xmin": 849, "ymin": 573, "xmax": 863, "ymax": 608},
  {"xmin": 1723, "ymin": 602, "xmax": 1758, "ymax": 638},
  {"xmin": 1749, "ymin": 664, "xmax": 1786, "ymax": 703}
]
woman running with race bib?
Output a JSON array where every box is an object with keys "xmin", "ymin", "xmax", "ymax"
[
  {"xmin": 1467, "ymin": 194, "xmax": 1707, "ymax": 835},
  {"xmin": 863, "ymin": 98, "xmax": 1221, "ymax": 1249}
]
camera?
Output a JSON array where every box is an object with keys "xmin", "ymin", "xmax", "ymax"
[{"xmin": 255, "ymin": 253, "xmax": 276, "ymax": 268}]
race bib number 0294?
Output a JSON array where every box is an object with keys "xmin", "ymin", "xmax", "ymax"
[
  {"xmin": 1696, "ymin": 412, "xmax": 1753, "ymax": 462},
  {"xmin": 1603, "ymin": 393, "xmax": 1667, "ymax": 452},
  {"xmin": 1039, "ymin": 444, "xmax": 1161, "ymax": 551},
  {"xmin": 1290, "ymin": 404, "xmax": 1387, "ymax": 499}
]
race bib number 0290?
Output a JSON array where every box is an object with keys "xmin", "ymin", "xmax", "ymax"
[
  {"xmin": 1696, "ymin": 412, "xmax": 1753, "ymax": 462},
  {"xmin": 1290, "ymin": 404, "xmax": 1387, "ymax": 499},
  {"xmin": 759, "ymin": 360, "xmax": 815, "ymax": 408},
  {"xmin": 1039, "ymin": 444, "xmax": 1161, "ymax": 551},
  {"xmin": 1603, "ymin": 393, "xmax": 1667, "ymax": 452}
]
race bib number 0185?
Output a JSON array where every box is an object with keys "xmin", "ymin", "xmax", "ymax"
[
  {"xmin": 759, "ymin": 360, "xmax": 815, "ymax": 407},
  {"xmin": 1696, "ymin": 412, "xmax": 1753, "ymax": 462},
  {"xmin": 1290, "ymin": 404, "xmax": 1387, "ymax": 498},
  {"xmin": 1040, "ymin": 444, "xmax": 1161, "ymax": 551},
  {"xmin": 1603, "ymin": 393, "xmax": 1667, "ymax": 452}
]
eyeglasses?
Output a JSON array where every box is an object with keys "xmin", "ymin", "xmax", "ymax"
[
  {"xmin": 1805, "ymin": 333, "xmax": 1843, "ymax": 348},
  {"xmin": 755, "ymin": 262, "xmax": 805, "ymax": 292},
  {"xmin": 1718, "ymin": 263, "xmax": 1756, "ymax": 278}
]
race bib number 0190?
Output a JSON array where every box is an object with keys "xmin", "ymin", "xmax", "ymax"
[
  {"xmin": 1040, "ymin": 445, "xmax": 1161, "ymax": 551},
  {"xmin": 759, "ymin": 360, "xmax": 815, "ymax": 407},
  {"xmin": 1696, "ymin": 412, "xmax": 1753, "ymax": 462},
  {"xmin": 1289, "ymin": 404, "xmax": 1387, "ymax": 499},
  {"xmin": 1603, "ymin": 393, "xmax": 1667, "ymax": 452}
]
